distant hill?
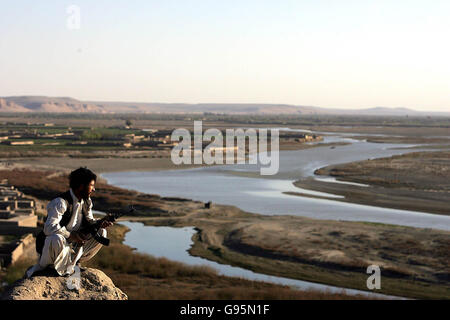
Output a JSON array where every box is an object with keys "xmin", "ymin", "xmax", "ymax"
[
  {"xmin": 0, "ymin": 98, "xmax": 30, "ymax": 112},
  {"xmin": 0, "ymin": 96, "xmax": 106, "ymax": 113},
  {"xmin": 0, "ymin": 96, "xmax": 448, "ymax": 116}
]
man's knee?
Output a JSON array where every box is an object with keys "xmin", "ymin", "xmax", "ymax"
[
  {"xmin": 40, "ymin": 234, "xmax": 67, "ymax": 266},
  {"xmin": 78, "ymin": 228, "xmax": 107, "ymax": 263},
  {"xmin": 47, "ymin": 234, "xmax": 66, "ymax": 249}
]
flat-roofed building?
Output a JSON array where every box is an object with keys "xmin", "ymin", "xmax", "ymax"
[
  {"xmin": 14, "ymin": 208, "xmax": 35, "ymax": 216},
  {"xmin": 0, "ymin": 234, "xmax": 35, "ymax": 267},
  {"xmin": 8, "ymin": 140, "xmax": 34, "ymax": 146},
  {"xmin": 0, "ymin": 214, "xmax": 37, "ymax": 235},
  {"xmin": 0, "ymin": 210, "xmax": 11, "ymax": 219},
  {"xmin": 0, "ymin": 181, "xmax": 37, "ymax": 234},
  {"xmin": 0, "ymin": 190, "xmax": 23, "ymax": 197}
]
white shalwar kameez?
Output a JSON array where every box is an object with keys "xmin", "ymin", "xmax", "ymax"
[{"xmin": 27, "ymin": 189, "xmax": 106, "ymax": 278}]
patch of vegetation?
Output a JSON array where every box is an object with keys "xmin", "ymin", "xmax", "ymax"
[{"xmin": 0, "ymin": 257, "xmax": 35, "ymax": 292}]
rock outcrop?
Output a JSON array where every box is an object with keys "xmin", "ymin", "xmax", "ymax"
[{"xmin": 1, "ymin": 268, "xmax": 127, "ymax": 300}]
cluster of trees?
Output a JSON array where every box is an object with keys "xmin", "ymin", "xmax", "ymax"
[{"xmin": 80, "ymin": 130, "xmax": 104, "ymax": 140}]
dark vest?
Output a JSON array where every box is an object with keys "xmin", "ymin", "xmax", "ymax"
[{"xmin": 35, "ymin": 190, "xmax": 89, "ymax": 255}]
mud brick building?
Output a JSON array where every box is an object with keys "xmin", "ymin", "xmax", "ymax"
[{"xmin": 0, "ymin": 180, "xmax": 38, "ymax": 267}]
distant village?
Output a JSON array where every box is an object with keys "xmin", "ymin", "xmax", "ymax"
[
  {"xmin": 0, "ymin": 122, "xmax": 322, "ymax": 153},
  {"xmin": 0, "ymin": 179, "xmax": 37, "ymax": 268},
  {"xmin": 0, "ymin": 122, "xmax": 178, "ymax": 150}
]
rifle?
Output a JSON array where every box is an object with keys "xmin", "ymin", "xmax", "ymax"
[{"xmin": 76, "ymin": 205, "xmax": 135, "ymax": 247}]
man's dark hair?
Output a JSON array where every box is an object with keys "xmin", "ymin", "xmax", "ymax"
[{"xmin": 69, "ymin": 167, "xmax": 97, "ymax": 190}]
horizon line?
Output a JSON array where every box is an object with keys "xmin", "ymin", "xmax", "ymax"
[{"xmin": 2, "ymin": 94, "xmax": 449, "ymax": 113}]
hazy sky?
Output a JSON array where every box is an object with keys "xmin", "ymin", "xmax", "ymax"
[{"xmin": 1, "ymin": 1, "xmax": 449, "ymax": 111}]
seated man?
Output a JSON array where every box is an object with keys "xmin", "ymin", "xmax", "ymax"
[{"xmin": 27, "ymin": 167, "xmax": 112, "ymax": 277}]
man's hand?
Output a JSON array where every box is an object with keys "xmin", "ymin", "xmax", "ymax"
[
  {"xmin": 68, "ymin": 231, "xmax": 87, "ymax": 245},
  {"xmin": 99, "ymin": 219, "xmax": 113, "ymax": 229}
]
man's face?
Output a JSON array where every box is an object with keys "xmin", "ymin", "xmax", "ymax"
[{"xmin": 81, "ymin": 180, "xmax": 96, "ymax": 199}]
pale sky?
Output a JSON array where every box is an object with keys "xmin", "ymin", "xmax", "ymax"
[{"xmin": 0, "ymin": 0, "xmax": 449, "ymax": 111}]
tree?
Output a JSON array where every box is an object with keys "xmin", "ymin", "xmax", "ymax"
[{"xmin": 125, "ymin": 119, "xmax": 132, "ymax": 127}]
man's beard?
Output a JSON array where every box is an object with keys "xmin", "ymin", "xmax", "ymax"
[{"xmin": 81, "ymin": 190, "xmax": 91, "ymax": 200}]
